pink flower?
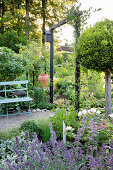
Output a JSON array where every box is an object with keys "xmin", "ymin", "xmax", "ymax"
[{"xmin": 101, "ymin": 121, "xmax": 106, "ymax": 125}]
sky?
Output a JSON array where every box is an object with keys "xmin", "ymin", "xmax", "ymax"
[{"xmin": 57, "ymin": 0, "xmax": 113, "ymax": 45}]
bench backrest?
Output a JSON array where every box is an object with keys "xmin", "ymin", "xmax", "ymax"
[
  {"xmin": 0, "ymin": 80, "xmax": 28, "ymax": 86},
  {"xmin": 0, "ymin": 80, "xmax": 29, "ymax": 98}
]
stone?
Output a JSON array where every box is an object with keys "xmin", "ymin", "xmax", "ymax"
[
  {"xmin": 36, "ymin": 109, "xmax": 41, "ymax": 112},
  {"xmin": 32, "ymin": 109, "xmax": 36, "ymax": 113},
  {"xmin": 41, "ymin": 110, "xmax": 45, "ymax": 113}
]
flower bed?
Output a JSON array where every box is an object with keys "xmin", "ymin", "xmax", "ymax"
[{"xmin": 0, "ymin": 115, "xmax": 113, "ymax": 170}]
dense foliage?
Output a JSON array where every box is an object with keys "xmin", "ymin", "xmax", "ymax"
[
  {"xmin": 49, "ymin": 107, "xmax": 79, "ymax": 140},
  {"xmin": 77, "ymin": 19, "xmax": 113, "ymax": 117},
  {"xmin": 77, "ymin": 19, "xmax": 113, "ymax": 72},
  {"xmin": 0, "ymin": 47, "xmax": 27, "ymax": 81},
  {"xmin": 19, "ymin": 120, "xmax": 42, "ymax": 140},
  {"xmin": 0, "ymin": 30, "xmax": 27, "ymax": 53}
]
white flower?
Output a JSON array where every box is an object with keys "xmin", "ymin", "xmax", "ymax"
[
  {"xmin": 78, "ymin": 111, "xmax": 83, "ymax": 117},
  {"xmin": 66, "ymin": 126, "xmax": 72, "ymax": 132},
  {"xmin": 90, "ymin": 108, "xmax": 96, "ymax": 113},
  {"xmin": 108, "ymin": 114, "xmax": 113, "ymax": 118},
  {"xmin": 82, "ymin": 109, "xmax": 87, "ymax": 115},
  {"xmin": 88, "ymin": 109, "xmax": 91, "ymax": 114},
  {"xmin": 78, "ymin": 109, "xmax": 88, "ymax": 117},
  {"xmin": 49, "ymin": 115, "xmax": 53, "ymax": 117},
  {"xmin": 96, "ymin": 110, "xmax": 101, "ymax": 114}
]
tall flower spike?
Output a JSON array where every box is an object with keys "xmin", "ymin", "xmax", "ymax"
[{"xmin": 25, "ymin": 131, "xmax": 30, "ymax": 140}]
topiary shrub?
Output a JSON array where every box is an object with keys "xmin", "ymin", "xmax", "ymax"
[{"xmin": 77, "ymin": 19, "xmax": 113, "ymax": 117}]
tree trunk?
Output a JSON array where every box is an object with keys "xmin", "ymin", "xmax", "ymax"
[
  {"xmin": 17, "ymin": 1, "xmax": 21, "ymax": 35},
  {"xmin": 42, "ymin": 0, "xmax": 47, "ymax": 73},
  {"xmin": 1, "ymin": 0, "xmax": 5, "ymax": 33},
  {"xmin": 42, "ymin": 0, "xmax": 46, "ymax": 44},
  {"xmin": 105, "ymin": 69, "xmax": 112, "ymax": 118},
  {"xmin": 75, "ymin": 57, "xmax": 80, "ymax": 111},
  {"xmin": 74, "ymin": 9, "xmax": 80, "ymax": 112},
  {"xmin": 25, "ymin": 0, "xmax": 29, "ymax": 40}
]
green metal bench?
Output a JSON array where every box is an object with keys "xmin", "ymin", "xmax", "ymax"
[{"xmin": 0, "ymin": 80, "xmax": 33, "ymax": 119}]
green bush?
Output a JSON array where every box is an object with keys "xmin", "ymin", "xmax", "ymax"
[
  {"xmin": 19, "ymin": 120, "xmax": 42, "ymax": 140},
  {"xmin": 58, "ymin": 67, "xmax": 70, "ymax": 77},
  {"xmin": 80, "ymin": 95, "xmax": 105, "ymax": 109},
  {"xmin": 0, "ymin": 118, "xmax": 51, "ymax": 143},
  {"xmin": 0, "ymin": 47, "xmax": 27, "ymax": 81},
  {"xmin": 55, "ymin": 79, "xmax": 72, "ymax": 95},
  {"xmin": 49, "ymin": 107, "xmax": 79, "ymax": 140},
  {"xmin": 30, "ymin": 84, "xmax": 54, "ymax": 110},
  {"xmin": 36, "ymin": 118, "xmax": 51, "ymax": 142}
]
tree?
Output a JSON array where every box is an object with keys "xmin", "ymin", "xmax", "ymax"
[
  {"xmin": 0, "ymin": 30, "xmax": 27, "ymax": 53},
  {"xmin": 76, "ymin": 19, "xmax": 113, "ymax": 117}
]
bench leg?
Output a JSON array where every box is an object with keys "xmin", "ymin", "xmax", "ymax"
[
  {"xmin": 5, "ymin": 104, "xmax": 8, "ymax": 119},
  {"xmin": 29, "ymin": 102, "xmax": 31, "ymax": 117}
]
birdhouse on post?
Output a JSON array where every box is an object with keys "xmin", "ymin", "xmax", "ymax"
[{"xmin": 45, "ymin": 31, "xmax": 52, "ymax": 42}]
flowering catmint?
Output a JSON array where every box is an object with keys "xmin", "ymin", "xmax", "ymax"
[
  {"xmin": 0, "ymin": 115, "xmax": 113, "ymax": 170},
  {"xmin": 49, "ymin": 122, "xmax": 57, "ymax": 147},
  {"xmin": 25, "ymin": 131, "xmax": 30, "ymax": 140},
  {"xmin": 74, "ymin": 116, "xmax": 87, "ymax": 145}
]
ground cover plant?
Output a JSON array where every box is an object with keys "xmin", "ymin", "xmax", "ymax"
[{"xmin": 0, "ymin": 111, "xmax": 113, "ymax": 170}]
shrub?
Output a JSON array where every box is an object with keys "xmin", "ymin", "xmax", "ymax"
[
  {"xmin": 0, "ymin": 117, "xmax": 51, "ymax": 143},
  {"xmin": 55, "ymin": 79, "xmax": 72, "ymax": 95},
  {"xmin": 30, "ymin": 84, "xmax": 54, "ymax": 110},
  {"xmin": 49, "ymin": 107, "xmax": 79, "ymax": 140},
  {"xmin": 79, "ymin": 113, "xmax": 113, "ymax": 148},
  {"xmin": 19, "ymin": 120, "xmax": 42, "ymax": 140},
  {"xmin": 35, "ymin": 117, "xmax": 51, "ymax": 142},
  {"xmin": 0, "ymin": 47, "xmax": 27, "ymax": 81},
  {"xmin": 80, "ymin": 95, "xmax": 105, "ymax": 109}
]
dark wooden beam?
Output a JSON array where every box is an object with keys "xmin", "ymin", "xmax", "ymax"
[{"xmin": 50, "ymin": 19, "xmax": 68, "ymax": 30}]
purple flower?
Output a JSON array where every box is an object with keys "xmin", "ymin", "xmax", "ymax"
[{"xmin": 25, "ymin": 131, "xmax": 30, "ymax": 140}]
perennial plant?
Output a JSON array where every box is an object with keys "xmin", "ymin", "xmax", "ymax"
[{"xmin": 0, "ymin": 116, "xmax": 113, "ymax": 170}]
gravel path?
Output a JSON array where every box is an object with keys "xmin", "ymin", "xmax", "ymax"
[{"xmin": 0, "ymin": 109, "xmax": 55, "ymax": 132}]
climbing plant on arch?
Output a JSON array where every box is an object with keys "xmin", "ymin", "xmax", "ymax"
[{"xmin": 77, "ymin": 19, "xmax": 113, "ymax": 117}]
